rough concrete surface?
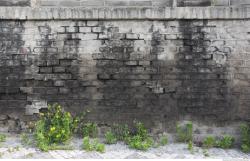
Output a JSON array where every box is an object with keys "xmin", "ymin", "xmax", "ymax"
[{"xmin": 0, "ymin": 133, "xmax": 249, "ymax": 159}]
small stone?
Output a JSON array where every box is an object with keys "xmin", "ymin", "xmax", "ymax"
[{"xmin": 0, "ymin": 115, "xmax": 8, "ymax": 121}]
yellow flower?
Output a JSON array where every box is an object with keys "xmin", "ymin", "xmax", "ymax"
[
  {"xmin": 66, "ymin": 112, "xmax": 71, "ymax": 117},
  {"xmin": 50, "ymin": 127, "xmax": 56, "ymax": 132}
]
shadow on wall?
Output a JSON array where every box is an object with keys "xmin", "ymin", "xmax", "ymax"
[
  {"xmin": 94, "ymin": 26, "xmax": 160, "ymax": 127},
  {"xmin": 176, "ymin": 20, "xmax": 238, "ymax": 125},
  {"xmin": 26, "ymin": 21, "xmax": 106, "ymax": 120},
  {"xmin": 0, "ymin": 19, "xmax": 243, "ymax": 133},
  {"xmin": 0, "ymin": 0, "xmax": 30, "ymax": 6},
  {"xmin": 26, "ymin": 20, "xmax": 240, "ymax": 132},
  {"xmin": 94, "ymin": 22, "xmax": 179, "ymax": 131},
  {"xmin": 0, "ymin": 21, "xmax": 29, "ymax": 132},
  {"xmin": 28, "ymin": 22, "xmax": 89, "ymax": 116}
]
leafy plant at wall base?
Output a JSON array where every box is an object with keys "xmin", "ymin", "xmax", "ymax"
[
  {"xmin": 71, "ymin": 110, "xmax": 90, "ymax": 134},
  {"xmin": 127, "ymin": 121, "xmax": 154, "ymax": 151},
  {"xmin": 34, "ymin": 103, "xmax": 77, "ymax": 151},
  {"xmin": 35, "ymin": 120, "xmax": 49, "ymax": 151},
  {"xmin": 82, "ymin": 136, "xmax": 94, "ymax": 151},
  {"xmin": 128, "ymin": 135, "xmax": 153, "ymax": 151},
  {"xmin": 240, "ymin": 124, "xmax": 250, "ymax": 153},
  {"xmin": 112, "ymin": 124, "xmax": 130, "ymax": 141},
  {"xmin": 95, "ymin": 142, "xmax": 105, "ymax": 153},
  {"xmin": 203, "ymin": 136, "xmax": 216, "ymax": 148},
  {"xmin": 20, "ymin": 133, "xmax": 33, "ymax": 146},
  {"xmin": 135, "ymin": 121, "xmax": 148, "ymax": 140},
  {"xmin": 159, "ymin": 135, "xmax": 168, "ymax": 146},
  {"xmin": 82, "ymin": 136, "xmax": 105, "ymax": 153},
  {"xmin": 105, "ymin": 131, "xmax": 117, "ymax": 144},
  {"xmin": 216, "ymin": 135, "xmax": 234, "ymax": 149},
  {"xmin": 176, "ymin": 122, "xmax": 193, "ymax": 143},
  {"xmin": 0, "ymin": 134, "xmax": 6, "ymax": 142},
  {"xmin": 82, "ymin": 123, "xmax": 98, "ymax": 138},
  {"xmin": 186, "ymin": 122, "xmax": 193, "ymax": 141},
  {"xmin": 242, "ymin": 144, "xmax": 250, "ymax": 153},
  {"xmin": 188, "ymin": 140, "xmax": 194, "ymax": 153}
]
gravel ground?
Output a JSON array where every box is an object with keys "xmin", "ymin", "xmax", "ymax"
[{"xmin": 0, "ymin": 133, "xmax": 250, "ymax": 159}]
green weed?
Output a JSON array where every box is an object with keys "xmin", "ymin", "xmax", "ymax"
[
  {"xmin": 82, "ymin": 122, "xmax": 98, "ymax": 138},
  {"xmin": 203, "ymin": 136, "xmax": 216, "ymax": 148},
  {"xmin": 105, "ymin": 131, "xmax": 117, "ymax": 144},
  {"xmin": 0, "ymin": 134, "xmax": 6, "ymax": 142},
  {"xmin": 20, "ymin": 133, "xmax": 33, "ymax": 146},
  {"xmin": 159, "ymin": 135, "xmax": 168, "ymax": 146},
  {"xmin": 127, "ymin": 121, "xmax": 154, "ymax": 151},
  {"xmin": 240, "ymin": 124, "xmax": 250, "ymax": 153},
  {"xmin": 82, "ymin": 136, "xmax": 105, "ymax": 153},
  {"xmin": 176, "ymin": 122, "xmax": 193, "ymax": 143},
  {"xmin": 216, "ymin": 135, "xmax": 234, "ymax": 149},
  {"xmin": 34, "ymin": 103, "xmax": 77, "ymax": 151}
]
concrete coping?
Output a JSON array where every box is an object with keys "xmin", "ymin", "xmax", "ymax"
[{"xmin": 0, "ymin": 6, "xmax": 249, "ymax": 20}]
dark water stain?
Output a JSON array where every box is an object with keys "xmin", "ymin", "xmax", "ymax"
[
  {"xmin": 176, "ymin": 20, "xmax": 237, "ymax": 125},
  {"xmin": 0, "ymin": 21, "xmax": 28, "ymax": 131},
  {"xmin": 150, "ymin": 29, "xmax": 179, "ymax": 132},
  {"xmin": 35, "ymin": 21, "xmax": 87, "ymax": 116},
  {"xmin": 177, "ymin": 0, "xmax": 211, "ymax": 7}
]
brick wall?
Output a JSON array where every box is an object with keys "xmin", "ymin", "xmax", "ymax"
[{"xmin": 0, "ymin": 6, "xmax": 249, "ymax": 135}]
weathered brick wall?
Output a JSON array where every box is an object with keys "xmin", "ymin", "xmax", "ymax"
[{"xmin": 0, "ymin": 6, "xmax": 250, "ymax": 136}]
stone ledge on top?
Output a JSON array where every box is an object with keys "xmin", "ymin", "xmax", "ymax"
[
  {"xmin": 0, "ymin": 6, "xmax": 249, "ymax": 20},
  {"xmin": 35, "ymin": 0, "xmax": 250, "ymax": 7},
  {"xmin": 1, "ymin": 0, "xmax": 250, "ymax": 8}
]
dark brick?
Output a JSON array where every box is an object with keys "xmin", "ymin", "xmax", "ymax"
[
  {"xmin": 0, "ymin": 0, "xmax": 30, "ymax": 6},
  {"xmin": 80, "ymin": 0, "xmax": 104, "ymax": 6},
  {"xmin": 54, "ymin": 80, "xmax": 65, "ymax": 87},
  {"xmin": 177, "ymin": 0, "xmax": 212, "ymax": 7},
  {"xmin": 98, "ymin": 73, "xmax": 110, "ymax": 80},
  {"xmin": 230, "ymin": 0, "xmax": 250, "ymax": 5},
  {"xmin": 59, "ymin": 0, "xmax": 80, "ymax": 6},
  {"xmin": 39, "ymin": 67, "xmax": 52, "ymax": 73},
  {"xmin": 46, "ymin": 88, "xmax": 58, "ymax": 94},
  {"xmin": 105, "ymin": 0, "xmax": 129, "ymax": 6},
  {"xmin": 60, "ymin": 59, "xmax": 72, "ymax": 66},
  {"xmin": 59, "ymin": 88, "xmax": 70, "ymax": 94},
  {"xmin": 129, "ymin": 1, "xmax": 152, "ymax": 6},
  {"xmin": 53, "ymin": 67, "xmax": 66, "ymax": 73}
]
